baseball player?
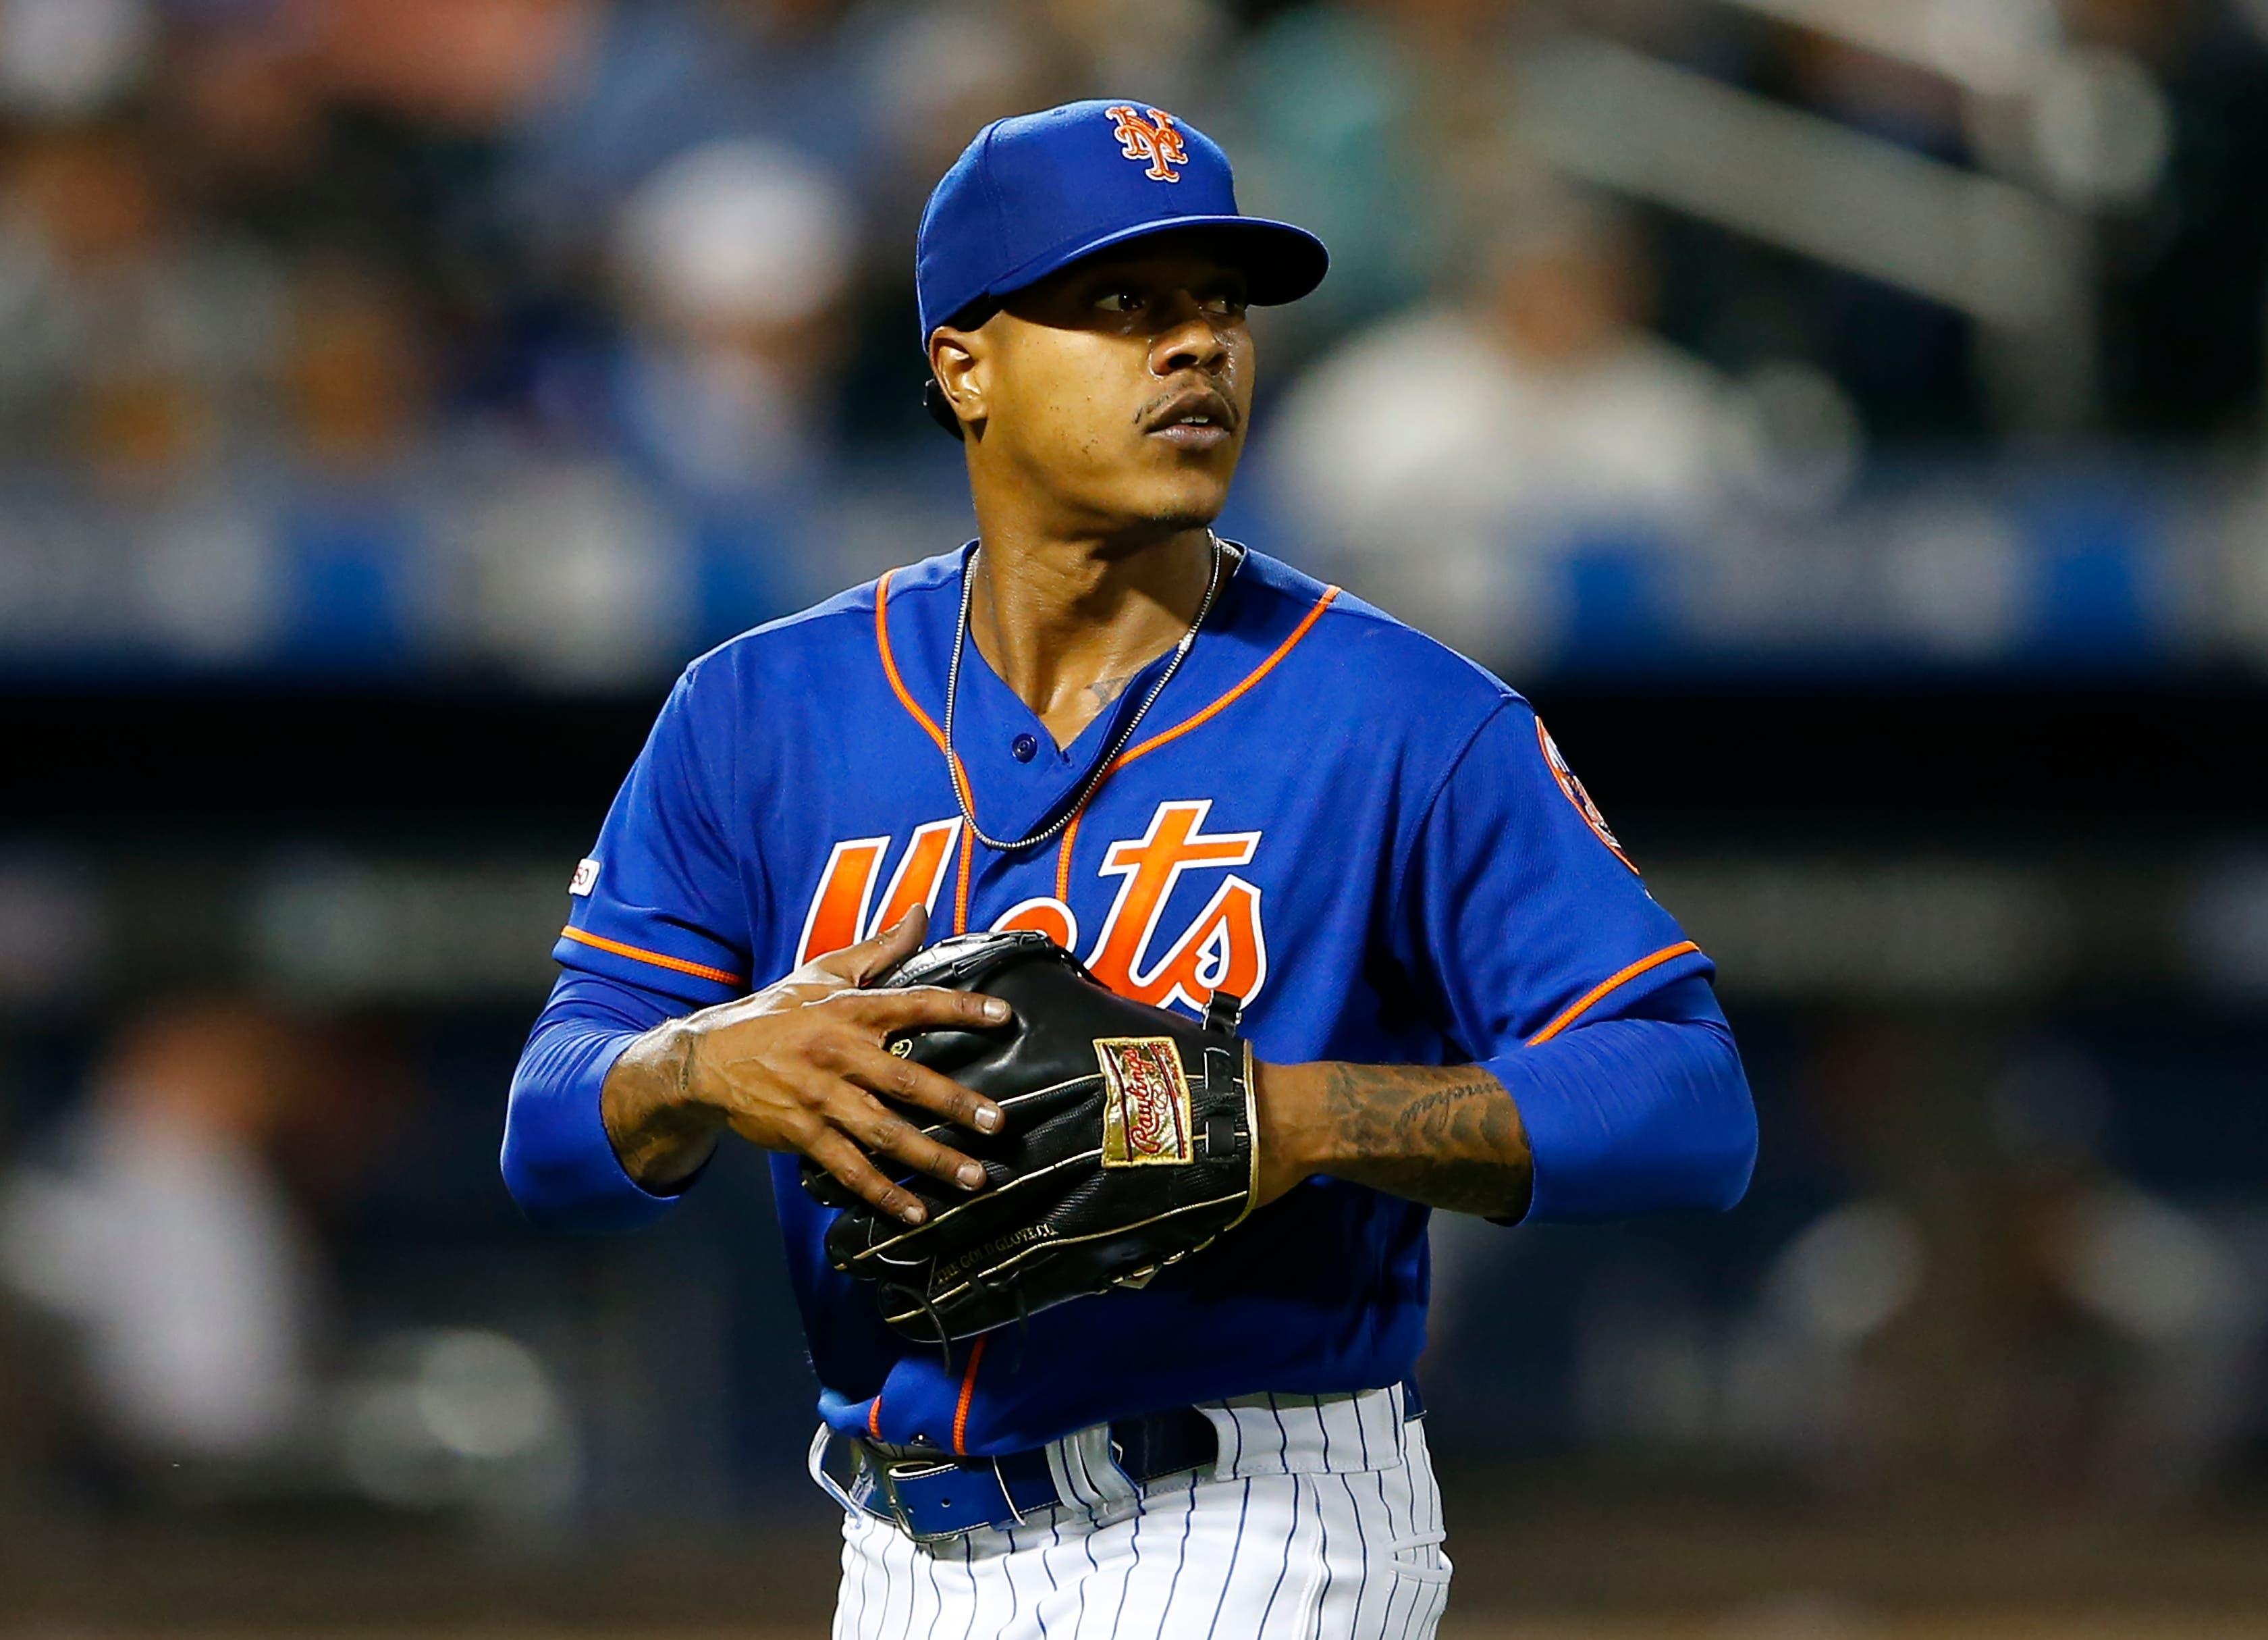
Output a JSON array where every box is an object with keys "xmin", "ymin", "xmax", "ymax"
[{"xmin": 503, "ymin": 99, "xmax": 1756, "ymax": 1638}]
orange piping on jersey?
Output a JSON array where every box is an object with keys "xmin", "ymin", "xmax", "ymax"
[
  {"xmin": 1111, "ymin": 587, "xmax": 1339, "ymax": 769},
  {"xmin": 954, "ymin": 820, "xmax": 973, "ymax": 935},
  {"xmin": 1525, "ymin": 941, "xmax": 1700, "ymax": 1047},
  {"xmin": 558, "ymin": 926, "xmax": 744, "ymax": 988},
  {"xmin": 867, "ymin": 1394, "xmax": 884, "ymax": 1439},
  {"xmin": 875, "ymin": 570, "xmax": 948, "ymax": 753},
  {"xmin": 1050, "ymin": 585, "xmax": 1339, "ymax": 905},
  {"xmin": 950, "ymin": 1333, "xmax": 990, "ymax": 1454},
  {"xmin": 876, "ymin": 567, "xmax": 976, "ymax": 934},
  {"xmin": 1054, "ymin": 812, "xmax": 1081, "ymax": 903}
]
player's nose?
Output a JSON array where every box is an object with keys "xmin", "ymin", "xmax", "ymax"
[{"xmin": 1149, "ymin": 291, "xmax": 1233, "ymax": 377}]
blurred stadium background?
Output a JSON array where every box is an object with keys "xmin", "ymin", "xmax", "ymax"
[{"xmin": 3, "ymin": 0, "xmax": 2267, "ymax": 1635}]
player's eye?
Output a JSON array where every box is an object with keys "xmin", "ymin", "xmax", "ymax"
[
  {"xmin": 1203, "ymin": 292, "xmax": 1249, "ymax": 319},
  {"xmin": 1095, "ymin": 289, "xmax": 1145, "ymax": 314}
]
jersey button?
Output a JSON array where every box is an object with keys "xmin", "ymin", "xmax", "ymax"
[{"xmin": 1011, "ymin": 733, "xmax": 1039, "ymax": 763}]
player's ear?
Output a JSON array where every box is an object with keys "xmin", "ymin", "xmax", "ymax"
[{"xmin": 928, "ymin": 327, "xmax": 987, "ymax": 438}]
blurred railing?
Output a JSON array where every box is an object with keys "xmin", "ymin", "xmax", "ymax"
[{"xmin": 3, "ymin": 445, "xmax": 2264, "ymax": 687}]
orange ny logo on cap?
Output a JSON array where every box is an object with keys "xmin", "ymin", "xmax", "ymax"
[{"xmin": 1105, "ymin": 105, "xmax": 1188, "ymax": 182}]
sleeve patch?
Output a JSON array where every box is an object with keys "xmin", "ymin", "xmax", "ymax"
[
  {"xmin": 569, "ymin": 857, "xmax": 601, "ymax": 897},
  {"xmin": 1536, "ymin": 718, "xmax": 1636, "ymax": 875}
]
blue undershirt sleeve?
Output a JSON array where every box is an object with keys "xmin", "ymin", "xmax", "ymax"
[
  {"xmin": 502, "ymin": 968, "xmax": 713, "ymax": 1232},
  {"xmin": 1479, "ymin": 972, "xmax": 1756, "ymax": 1223}
]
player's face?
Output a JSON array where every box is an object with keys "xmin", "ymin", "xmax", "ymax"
[{"xmin": 950, "ymin": 240, "xmax": 1255, "ymax": 533}]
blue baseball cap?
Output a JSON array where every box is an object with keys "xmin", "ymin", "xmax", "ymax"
[{"xmin": 915, "ymin": 97, "xmax": 1329, "ymax": 360}]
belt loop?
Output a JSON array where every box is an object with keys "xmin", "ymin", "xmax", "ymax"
[
  {"xmin": 993, "ymin": 1456, "xmax": 1027, "ymax": 1527},
  {"xmin": 1046, "ymin": 1423, "xmax": 1138, "ymax": 1513},
  {"xmin": 807, "ymin": 1425, "xmax": 863, "ymax": 1518}
]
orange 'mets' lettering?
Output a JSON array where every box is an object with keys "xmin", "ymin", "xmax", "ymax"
[
  {"xmin": 1086, "ymin": 800, "xmax": 1265, "ymax": 1010},
  {"xmin": 796, "ymin": 819, "xmax": 964, "ymax": 964},
  {"xmin": 795, "ymin": 799, "xmax": 1268, "ymax": 1015}
]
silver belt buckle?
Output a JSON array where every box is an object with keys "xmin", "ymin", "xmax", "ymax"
[
  {"xmin": 876, "ymin": 1454, "xmax": 963, "ymax": 1542},
  {"xmin": 880, "ymin": 1449, "xmax": 1031, "ymax": 1540}
]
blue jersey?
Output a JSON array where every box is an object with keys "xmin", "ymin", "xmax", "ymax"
[{"xmin": 506, "ymin": 541, "xmax": 1752, "ymax": 1455}]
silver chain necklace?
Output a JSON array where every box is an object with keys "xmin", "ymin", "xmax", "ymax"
[{"xmin": 944, "ymin": 532, "xmax": 1226, "ymax": 854}]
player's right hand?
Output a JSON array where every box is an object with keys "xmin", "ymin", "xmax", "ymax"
[{"xmin": 641, "ymin": 905, "xmax": 1010, "ymax": 1225}]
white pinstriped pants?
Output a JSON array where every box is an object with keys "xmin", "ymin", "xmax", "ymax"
[{"xmin": 827, "ymin": 1384, "xmax": 1450, "ymax": 1640}]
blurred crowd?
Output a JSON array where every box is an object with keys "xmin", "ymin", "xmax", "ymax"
[
  {"xmin": 2, "ymin": 0, "xmax": 2268, "ymax": 673},
  {"xmin": 0, "ymin": 995, "xmax": 585, "ymax": 1526}
]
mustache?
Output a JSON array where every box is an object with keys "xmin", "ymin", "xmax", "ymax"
[{"xmin": 1141, "ymin": 381, "xmax": 1238, "ymax": 431}]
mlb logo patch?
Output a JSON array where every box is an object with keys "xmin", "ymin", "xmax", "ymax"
[{"xmin": 569, "ymin": 857, "xmax": 601, "ymax": 897}]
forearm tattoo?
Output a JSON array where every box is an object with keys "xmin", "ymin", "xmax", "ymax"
[
  {"xmin": 1314, "ymin": 1063, "xmax": 1534, "ymax": 1219},
  {"xmin": 602, "ymin": 1022, "xmax": 719, "ymax": 1188}
]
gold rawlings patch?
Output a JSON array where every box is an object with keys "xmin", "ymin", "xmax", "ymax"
[{"xmin": 1094, "ymin": 1037, "xmax": 1194, "ymax": 1167}]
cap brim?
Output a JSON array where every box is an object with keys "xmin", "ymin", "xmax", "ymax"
[{"xmin": 983, "ymin": 214, "xmax": 1329, "ymax": 315}]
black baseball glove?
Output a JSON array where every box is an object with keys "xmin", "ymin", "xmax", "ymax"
[{"xmin": 801, "ymin": 929, "xmax": 1259, "ymax": 1344}]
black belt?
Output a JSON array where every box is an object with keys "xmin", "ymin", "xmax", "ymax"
[{"xmin": 819, "ymin": 1380, "xmax": 1424, "ymax": 1541}]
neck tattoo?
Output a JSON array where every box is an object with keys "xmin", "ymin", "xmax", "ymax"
[{"xmin": 1086, "ymin": 672, "xmax": 1137, "ymax": 710}]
